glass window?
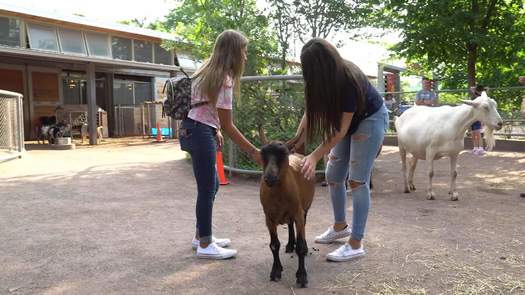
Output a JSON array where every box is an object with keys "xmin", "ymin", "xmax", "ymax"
[
  {"xmin": 134, "ymin": 81, "xmax": 152, "ymax": 104},
  {"xmin": 112, "ymin": 37, "xmax": 132, "ymax": 60},
  {"xmin": 154, "ymin": 43, "xmax": 172, "ymax": 65},
  {"xmin": 27, "ymin": 23, "xmax": 58, "ymax": 51},
  {"xmin": 62, "ymin": 73, "xmax": 87, "ymax": 104},
  {"xmin": 176, "ymin": 53, "xmax": 198, "ymax": 70},
  {"xmin": 58, "ymin": 28, "xmax": 86, "ymax": 55},
  {"xmin": 85, "ymin": 32, "xmax": 110, "ymax": 57},
  {"xmin": 113, "ymin": 80, "xmax": 134, "ymax": 105},
  {"xmin": 0, "ymin": 16, "xmax": 20, "ymax": 47},
  {"xmin": 133, "ymin": 40, "xmax": 152, "ymax": 63}
]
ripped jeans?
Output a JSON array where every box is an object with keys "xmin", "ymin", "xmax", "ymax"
[{"xmin": 325, "ymin": 104, "xmax": 388, "ymax": 241}]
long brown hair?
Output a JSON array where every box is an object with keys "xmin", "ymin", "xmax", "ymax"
[
  {"xmin": 192, "ymin": 30, "xmax": 248, "ymax": 105},
  {"xmin": 300, "ymin": 38, "xmax": 367, "ymax": 141}
]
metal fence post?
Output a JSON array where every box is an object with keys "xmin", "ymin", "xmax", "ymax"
[{"xmin": 16, "ymin": 94, "xmax": 24, "ymax": 153}]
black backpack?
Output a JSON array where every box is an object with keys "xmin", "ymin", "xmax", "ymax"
[{"xmin": 162, "ymin": 69, "xmax": 207, "ymax": 119}]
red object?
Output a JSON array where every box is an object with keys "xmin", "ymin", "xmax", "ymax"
[
  {"xmin": 216, "ymin": 151, "xmax": 229, "ymax": 185},
  {"xmin": 156, "ymin": 122, "xmax": 162, "ymax": 142}
]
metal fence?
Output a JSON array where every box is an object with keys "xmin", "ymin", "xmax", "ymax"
[
  {"xmin": 223, "ymin": 75, "xmax": 307, "ymax": 175},
  {"xmin": 0, "ymin": 90, "xmax": 24, "ymax": 162},
  {"xmin": 384, "ymin": 86, "xmax": 525, "ymax": 138},
  {"xmin": 113, "ymin": 102, "xmax": 174, "ymax": 138},
  {"xmin": 223, "ymin": 76, "xmax": 525, "ymax": 174}
]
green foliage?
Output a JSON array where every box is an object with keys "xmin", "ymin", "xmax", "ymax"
[
  {"xmin": 162, "ymin": 0, "xmax": 277, "ymax": 75},
  {"xmin": 377, "ymin": 0, "xmax": 525, "ymax": 114},
  {"xmin": 223, "ymin": 80, "xmax": 305, "ymax": 170},
  {"xmin": 266, "ymin": 0, "xmax": 376, "ymax": 72}
]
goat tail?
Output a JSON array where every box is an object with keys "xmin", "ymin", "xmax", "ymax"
[
  {"xmin": 484, "ymin": 126, "xmax": 496, "ymax": 151},
  {"xmin": 393, "ymin": 116, "xmax": 400, "ymax": 132}
]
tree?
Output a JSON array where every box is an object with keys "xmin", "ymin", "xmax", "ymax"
[
  {"xmin": 266, "ymin": 0, "xmax": 374, "ymax": 72},
  {"xmin": 380, "ymin": 0, "xmax": 525, "ymax": 89},
  {"xmin": 163, "ymin": 0, "xmax": 277, "ymax": 75}
]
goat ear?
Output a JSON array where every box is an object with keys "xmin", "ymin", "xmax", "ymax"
[{"xmin": 461, "ymin": 100, "xmax": 480, "ymax": 108}]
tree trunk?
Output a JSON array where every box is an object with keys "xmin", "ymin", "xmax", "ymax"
[{"xmin": 466, "ymin": 43, "xmax": 477, "ymax": 87}]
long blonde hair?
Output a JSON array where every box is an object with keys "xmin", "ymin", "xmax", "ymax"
[{"xmin": 192, "ymin": 30, "xmax": 248, "ymax": 106}]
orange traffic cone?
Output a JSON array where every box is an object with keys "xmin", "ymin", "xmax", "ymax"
[
  {"xmin": 216, "ymin": 150, "xmax": 229, "ymax": 185},
  {"xmin": 155, "ymin": 122, "xmax": 164, "ymax": 142}
]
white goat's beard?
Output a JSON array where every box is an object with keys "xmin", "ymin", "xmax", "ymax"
[{"xmin": 484, "ymin": 126, "xmax": 496, "ymax": 151}]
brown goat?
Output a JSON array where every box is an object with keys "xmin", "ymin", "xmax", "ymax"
[{"xmin": 260, "ymin": 141, "xmax": 315, "ymax": 288}]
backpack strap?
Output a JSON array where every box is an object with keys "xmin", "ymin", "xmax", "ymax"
[
  {"xmin": 191, "ymin": 101, "xmax": 209, "ymax": 108},
  {"xmin": 179, "ymin": 67, "xmax": 190, "ymax": 78}
]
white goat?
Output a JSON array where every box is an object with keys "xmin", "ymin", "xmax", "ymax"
[{"xmin": 395, "ymin": 91, "xmax": 503, "ymax": 201}]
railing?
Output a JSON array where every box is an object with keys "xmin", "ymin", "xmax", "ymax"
[
  {"xmin": 0, "ymin": 90, "xmax": 24, "ymax": 162},
  {"xmin": 383, "ymin": 86, "xmax": 525, "ymax": 138},
  {"xmin": 223, "ymin": 77, "xmax": 525, "ymax": 175}
]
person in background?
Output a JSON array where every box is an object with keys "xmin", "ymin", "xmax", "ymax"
[
  {"xmin": 470, "ymin": 85, "xmax": 487, "ymax": 155},
  {"xmin": 415, "ymin": 77, "xmax": 438, "ymax": 106}
]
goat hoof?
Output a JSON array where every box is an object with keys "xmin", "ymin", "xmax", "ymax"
[
  {"xmin": 450, "ymin": 192, "xmax": 459, "ymax": 201},
  {"xmin": 270, "ymin": 266, "xmax": 283, "ymax": 281},
  {"xmin": 427, "ymin": 193, "xmax": 435, "ymax": 200},
  {"xmin": 285, "ymin": 244, "xmax": 295, "ymax": 253},
  {"xmin": 404, "ymin": 188, "xmax": 410, "ymax": 193},
  {"xmin": 409, "ymin": 184, "xmax": 416, "ymax": 191},
  {"xmin": 296, "ymin": 272, "xmax": 308, "ymax": 288}
]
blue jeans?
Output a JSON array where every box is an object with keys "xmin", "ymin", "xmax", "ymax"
[
  {"xmin": 179, "ymin": 118, "xmax": 219, "ymax": 244},
  {"xmin": 325, "ymin": 104, "xmax": 388, "ymax": 241}
]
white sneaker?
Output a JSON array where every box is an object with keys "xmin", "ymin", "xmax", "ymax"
[
  {"xmin": 192, "ymin": 237, "xmax": 231, "ymax": 250},
  {"xmin": 196, "ymin": 242, "xmax": 237, "ymax": 260},
  {"xmin": 326, "ymin": 243, "xmax": 365, "ymax": 262},
  {"xmin": 314, "ymin": 226, "xmax": 351, "ymax": 244},
  {"xmin": 477, "ymin": 148, "xmax": 486, "ymax": 155}
]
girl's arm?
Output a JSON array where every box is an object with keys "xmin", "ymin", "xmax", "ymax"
[
  {"xmin": 286, "ymin": 113, "xmax": 307, "ymax": 151},
  {"xmin": 301, "ymin": 112, "xmax": 354, "ymax": 180},
  {"xmin": 218, "ymin": 108, "xmax": 262, "ymax": 165}
]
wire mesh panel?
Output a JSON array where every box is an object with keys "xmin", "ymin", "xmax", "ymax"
[
  {"xmin": 113, "ymin": 103, "xmax": 173, "ymax": 138},
  {"xmin": 113, "ymin": 105, "xmax": 143, "ymax": 137},
  {"xmin": 223, "ymin": 75, "xmax": 308, "ymax": 174},
  {"xmin": 0, "ymin": 90, "xmax": 24, "ymax": 162},
  {"xmin": 142, "ymin": 102, "xmax": 173, "ymax": 138}
]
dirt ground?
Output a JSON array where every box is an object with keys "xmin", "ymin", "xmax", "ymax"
[{"xmin": 1, "ymin": 139, "xmax": 524, "ymax": 295}]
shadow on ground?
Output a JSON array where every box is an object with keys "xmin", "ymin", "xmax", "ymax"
[{"xmin": 0, "ymin": 144, "xmax": 524, "ymax": 294}]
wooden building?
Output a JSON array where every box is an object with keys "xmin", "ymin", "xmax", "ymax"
[{"xmin": 0, "ymin": 4, "xmax": 197, "ymax": 144}]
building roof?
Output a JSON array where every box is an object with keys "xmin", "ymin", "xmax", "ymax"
[
  {"xmin": 0, "ymin": 3, "xmax": 180, "ymax": 42},
  {"xmin": 0, "ymin": 45, "xmax": 179, "ymax": 72}
]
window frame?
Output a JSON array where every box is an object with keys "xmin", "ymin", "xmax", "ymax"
[
  {"xmin": 154, "ymin": 43, "xmax": 173, "ymax": 65},
  {"xmin": 132, "ymin": 39, "xmax": 153, "ymax": 63},
  {"xmin": 0, "ymin": 14, "xmax": 23, "ymax": 47},
  {"xmin": 26, "ymin": 21, "xmax": 60, "ymax": 52},
  {"xmin": 84, "ymin": 30, "xmax": 112, "ymax": 58},
  {"xmin": 111, "ymin": 35, "xmax": 133, "ymax": 61},
  {"xmin": 57, "ymin": 27, "xmax": 87, "ymax": 56}
]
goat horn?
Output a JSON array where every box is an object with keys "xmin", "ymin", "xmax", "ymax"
[
  {"xmin": 258, "ymin": 124, "xmax": 269, "ymax": 145},
  {"xmin": 285, "ymin": 128, "xmax": 306, "ymax": 154}
]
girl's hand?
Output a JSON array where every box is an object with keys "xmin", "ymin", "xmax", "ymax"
[
  {"xmin": 216, "ymin": 130, "xmax": 224, "ymax": 147},
  {"xmin": 301, "ymin": 153, "xmax": 320, "ymax": 180},
  {"xmin": 250, "ymin": 148, "xmax": 263, "ymax": 166}
]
